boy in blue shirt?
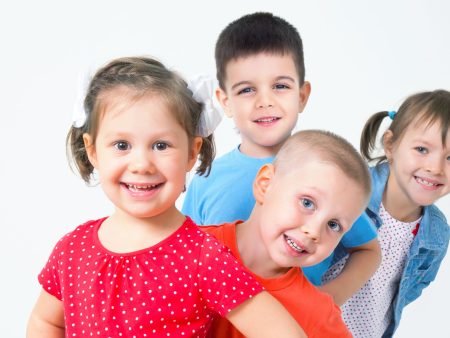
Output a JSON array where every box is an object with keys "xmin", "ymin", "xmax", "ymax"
[{"xmin": 183, "ymin": 12, "xmax": 380, "ymax": 305}]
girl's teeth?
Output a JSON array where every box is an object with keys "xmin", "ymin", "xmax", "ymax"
[
  {"xmin": 127, "ymin": 184, "xmax": 157, "ymax": 191},
  {"xmin": 416, "ymin": 177, "xmax": 437, "ymax": 187}
]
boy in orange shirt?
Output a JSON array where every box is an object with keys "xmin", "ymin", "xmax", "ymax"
[{"xmin": 204, "ymin": 130, "xmax": 372, "ymax": 337}]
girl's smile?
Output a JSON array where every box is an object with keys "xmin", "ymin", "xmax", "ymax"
[
  {"xmin": 384, "ymin": 120, "xmax": 450, "ymax": 219},
  {"xmin": 84, "ymin": 90, "xmax": 199, "ymax": 220}
]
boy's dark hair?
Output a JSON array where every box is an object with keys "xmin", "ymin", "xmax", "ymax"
[{"xmin": 215, "ymin": 12, "xmax": 305, "ymax": 89}]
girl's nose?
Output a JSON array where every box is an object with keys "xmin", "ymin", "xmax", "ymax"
[
  {"xmin": 425, "ymin": 155, "xmax": 444, "ymax": 175},
  {"xmin": 128, "ymin": 150, "xmax": 156, "ymax": 174}
]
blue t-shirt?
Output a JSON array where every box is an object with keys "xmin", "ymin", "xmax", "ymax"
[
  {"xmin": 182, "ymin": 147, "xmax": 274, "ymax": 225},
  {"xmin": 183, "ymin": 146, "xmax": 378, "ymax": 285}
]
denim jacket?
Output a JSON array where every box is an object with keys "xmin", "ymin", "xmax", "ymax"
[{"xmin": 366, "ymin": 163, "xmax": 449, "ymax": 337}]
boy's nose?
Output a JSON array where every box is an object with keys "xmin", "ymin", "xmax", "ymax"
[
  {"xmin": 300, "ymin": 222, "xmax": 321, "ymax": 243},
  {"xmin": 256, "ymin": 90, "xmax": 274, "ymax": 109}
]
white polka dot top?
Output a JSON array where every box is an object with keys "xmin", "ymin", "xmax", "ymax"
[
  {"xmin": 39, "ymin": 217, "xmax": 263, "ymax": 337},
  {"xmin": 324, "ymin": 204, "xmax": 421, "ymax": 338}
]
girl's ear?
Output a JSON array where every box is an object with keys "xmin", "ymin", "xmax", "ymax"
[
  {"xmin": 383, "ymin": 130, "xmax": 394, "ymax": 162},
  {"xmin": 187, "ymin": 136, "xmax": 203, "ymax": 171},
  {"xmin": 253, "ymin": 164, "xmax": 275, "ymax": 204},
  {"xmin": 83, "ymin": 133, "xmax": 98, "ymax": 168},
  {"xmin": 216, "ymin": 88, "xmax": 233, "ymax": 118}
]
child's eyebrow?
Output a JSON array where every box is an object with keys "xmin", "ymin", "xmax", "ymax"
[
  {"xmin": 275, "ymin": 75, "xmax": 296, "ymax": 83},
  {"xmin": 231, "ymin": 76, "xmax": 297, "ymax": 91},
  {"xmin": 231, "ymin": 81, "xmax": 252, "ymax": 90}
]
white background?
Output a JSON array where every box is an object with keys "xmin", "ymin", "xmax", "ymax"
[{"xmin": 1, "ymin": 1, "xmax": 449, "ymax": 337}]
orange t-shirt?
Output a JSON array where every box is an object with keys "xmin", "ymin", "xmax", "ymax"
[{"xmin": 202, "ymin": 221, "xmax": 352, "ymax": 338}]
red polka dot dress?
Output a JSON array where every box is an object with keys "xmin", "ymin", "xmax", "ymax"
[{"xmin": 39, "ymin": 217, "xmax": 263, "ymax": 337}]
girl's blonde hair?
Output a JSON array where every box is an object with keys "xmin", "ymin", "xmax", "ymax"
[
  {"xmin": 360, "ymin": 89, "xmax": 450, "ymax": 164},
  {"xmin": 66, "ymin": 56, "xmax": 215, "ymax": 183}
]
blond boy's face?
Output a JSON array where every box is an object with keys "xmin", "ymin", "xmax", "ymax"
[
  {"xmin": 216, "ymin": 53, "xmax": 310, "ymax": 158},
  {"xmin": 255, "ymin": 158, "xmax": 366, "ymax": 269}
]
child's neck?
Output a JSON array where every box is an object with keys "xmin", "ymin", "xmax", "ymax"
[
  {"xmin": 383, "ymin": 176, "xmax": 423, "ymax": 222},
  {"xmin": 98, "ymin": 206, "xmax": 185, "ymax": 253},
  {"xmin": 239, "ymin": 142, "xmax": 280, "ymax": 158},
  {"xmin": 236, "ymin": 215, "xmax": 290, "ymax": 279}
]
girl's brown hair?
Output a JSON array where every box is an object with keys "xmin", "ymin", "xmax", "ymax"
[
  {"xmin": 360, "ymin": 89, "xmax": 450, "ymax": 164},
  {"xmin": 66, "ymin": 56, "xmax": 215, "ymax": 183}
]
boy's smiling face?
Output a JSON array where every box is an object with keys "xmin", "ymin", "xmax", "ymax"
[
  {"xmin": 254, "ymin": 157, "xmax": 366, "ymax": 274},
  {"xmin": 216, "ymin": 52, "xmax": 310, "ymax": 158}
]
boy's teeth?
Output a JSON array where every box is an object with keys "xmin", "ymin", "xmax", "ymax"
[
  {"xmin": 257, "ymin": 117, "xmax": 278, "ymax": 122},
  {"xmin": 286, "ymin": 237, "xmax": 305, "ymax": 253}
]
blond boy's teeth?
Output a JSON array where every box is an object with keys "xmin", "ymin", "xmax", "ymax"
[
  {"xmin": 416, "ymin": 177, "xmax": 438, "ymax": 186},
  {"xmin": 286, "ymin": 237, "xmax": 305, "ymax": 253}
]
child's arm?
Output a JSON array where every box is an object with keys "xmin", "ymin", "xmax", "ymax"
[
  {"xmin": 27, "ymin": 289, "xmax": 65, "ymax": 338},
  {"xmin": 320, "ymin": 238, "xmax": 381, "ymax": 305},
  {"xmin": 226, "ymin": 291, "xmax": 307, "ymax": 338}
]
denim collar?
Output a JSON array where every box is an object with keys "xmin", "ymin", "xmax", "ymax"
[{"xmin": 369, "ymin": 162, "xmax": 448, "ymax": 247}]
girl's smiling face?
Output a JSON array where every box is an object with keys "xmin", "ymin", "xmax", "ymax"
[
  {"xmin": 384, "ymin": 119, "xmax": 450, "ymax": 211},
  {"xmin": 84, "ymin": 90, "xmax": 201, "ymax": 220}
]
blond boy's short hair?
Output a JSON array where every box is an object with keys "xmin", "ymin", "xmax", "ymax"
[{"xmin": 274, "ymin": 130, "xmax": 371, "ymax": 202}]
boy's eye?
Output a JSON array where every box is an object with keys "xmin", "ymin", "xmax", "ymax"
[
  {"xmin": 237, "ymin": 87, "xmax": 254, "ymax": 95},
  {"xmin": 328, "ymin": 221, "xmax": 342, "ymax": 233},
  {"xmin": 274, "ymin": 83, "xmax": 289, "ymax": 90},
  {"xmin": 300, "ymin": 198, "xmax": 316, "ymax": 210},
  {"xmin": 415, "ymin": 146, "xmax": 428, "ymax": 154},
  {"xmin": 114, "ymin": 141, "xmax": 130, "ymax": 151},
  {"xmin": 152, "ymin": 142, "xmax": 169, "ymax": 151}
]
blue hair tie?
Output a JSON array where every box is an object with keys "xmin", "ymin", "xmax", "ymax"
[{"xmin": 388, "ymin": 111, "xmax": 397, "ymax": 120}]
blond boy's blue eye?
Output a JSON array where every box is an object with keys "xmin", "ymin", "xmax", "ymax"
[
  {"xmin": 328, "ymin": 221, "xmax": 342, "ymax": 233},
  {"xmin": 301, "ymin": 198, "xmax": 315, "ymax": 210}
]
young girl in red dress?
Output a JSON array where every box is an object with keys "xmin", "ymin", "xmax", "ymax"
[{"xmin": 26, "ymin": 56, "xmax": 305, "ymax": 338}]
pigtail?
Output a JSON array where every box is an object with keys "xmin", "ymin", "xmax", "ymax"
[
  {"xmin": 66, "ymin": 125, "xmax": 94, "ymax": 184},
  {"xmin": 196, "ymin": 134, "xmax": 215, "ymax": 177},
  {"xmin": 360, "ymin": 111, "xmax": 390, "ymax": 163}
]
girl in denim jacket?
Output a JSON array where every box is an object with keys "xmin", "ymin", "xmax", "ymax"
[{"xmin": 326, "ymin": 89, "xmax": 450, "ymax": 338}]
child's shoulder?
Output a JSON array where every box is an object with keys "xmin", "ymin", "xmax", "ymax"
[
  {"xmin": 56, "ymin": 218, "xmax": 106, "ymax": 246},
  {"xmin": 425, "ymin": 204, "xmax": 449, "ymax": 233}
]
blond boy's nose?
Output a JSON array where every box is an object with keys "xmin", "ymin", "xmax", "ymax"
[{"xmin": 301, "ymin": 223, "xmax": 321, "ymax": 242}]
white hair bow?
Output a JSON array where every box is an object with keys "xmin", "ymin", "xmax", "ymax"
[{"xmin": 187, "ymin": 74, "xmax": 223, "ymax": 137}]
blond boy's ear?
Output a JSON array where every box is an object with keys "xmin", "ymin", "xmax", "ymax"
[
  {"xmin": 83, "ymin": 133, "xmax": 98, "ymax": 168},
  {"xmin": 298, "ymin": 81, "xmax": 311, "ymax": 114},
  {"xmin": 216, "ymin": 87, "xmax": 233, "ymax": 118},
  {"xmin": 253, "ymin": 164, "xmax": 275, "ymax": 204},
  {"xmin": 383, "ymin": 130, "xmax": 394, "ymax": 162}
]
